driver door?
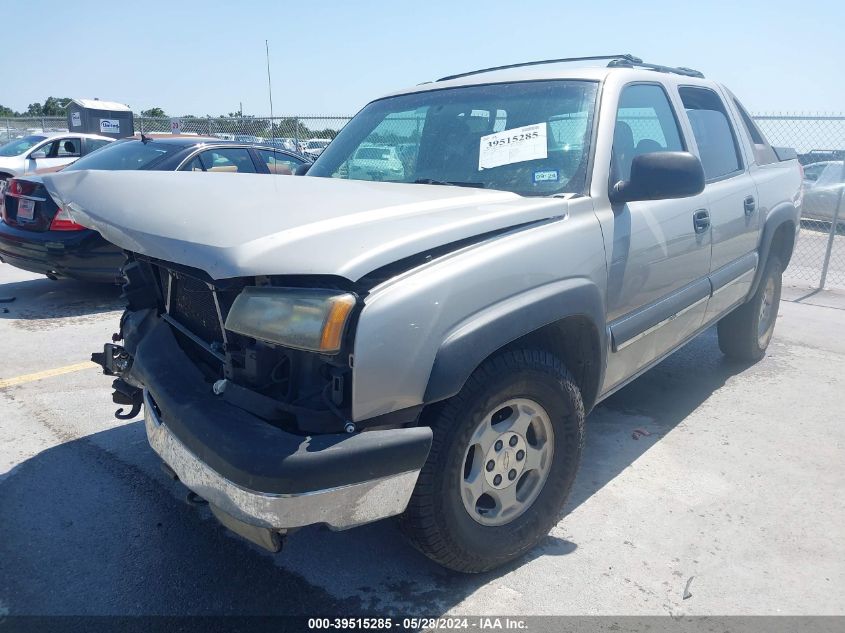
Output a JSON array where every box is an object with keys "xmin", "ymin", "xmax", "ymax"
[
  {"xmin": 26, "ymin": 138, "xmax": 82, "ymax": 173},
  {"xmin": 601, "ymin": 83, "xmax": 712, "ymax": 393}
]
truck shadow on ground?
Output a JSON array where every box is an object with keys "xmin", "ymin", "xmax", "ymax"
[
  {"xmin": 0, "ymin": 327, "xmax": 751, "ymax": 615},
  {"xmin": 0, "ymin": 276, "xmax": 122, "ymax": 321}
]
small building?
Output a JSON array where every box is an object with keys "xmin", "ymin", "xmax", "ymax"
[{"xmin": 66, "ymin": 98, "xmax": 134, "ymax": 139}]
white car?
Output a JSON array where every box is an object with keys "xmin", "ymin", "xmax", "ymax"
[
  {"xmin": 348, "ymin": 145, "xmax": 405, "ymax": 181},
  {"xmin": 302, "ymin": 138, "xmax": 331, "ymax": 159},
  {"xmin": 0, "ymin": 132, "xmax": 113, "ymax": 182},
  {"xmin": 802, "ymin": 161, "xmax": 845, "ymax": 225}
]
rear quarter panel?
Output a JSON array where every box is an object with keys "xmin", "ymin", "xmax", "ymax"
[{"xmin": 749, "ymin": 160, "xmax": 802, "ymax": 235}]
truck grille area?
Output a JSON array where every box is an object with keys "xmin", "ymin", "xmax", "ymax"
[
  {"xmin": 169, "ymin": 274, "xmax": 225, "ymax": 345},
  {"xmin": 119, "ymin": 256, "xmax": 354, "ymax": 435}
]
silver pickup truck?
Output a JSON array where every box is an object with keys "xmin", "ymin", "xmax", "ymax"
[{"xmin": 44, "ymin": 54, "xmax": 802, "ymax": 573}]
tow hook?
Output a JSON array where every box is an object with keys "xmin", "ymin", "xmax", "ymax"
[
  {"xmin": 92, "ymin": 343, "xmax": 143, "ymax": 419},
  {"xmin": 112, "ymin": 378, "xmax": 143, "ymax": 420}
]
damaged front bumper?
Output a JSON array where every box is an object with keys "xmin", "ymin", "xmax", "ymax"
[
  {"xmin": 100, "ymin": 313, "xmax": 432, "ymax": 550},
  {"xmin": 144, "ymin": 390, "xmax": 424, "ymax": 548}
]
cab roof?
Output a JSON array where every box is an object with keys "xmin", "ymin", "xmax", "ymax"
[{"xmin": 384, "ymin": 54, "xmax": 709, "ymax": 99}]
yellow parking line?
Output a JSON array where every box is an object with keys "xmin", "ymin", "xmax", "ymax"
[{"xmin": 0, "ymin": 361, "xmax": 97, "ymax": 389}]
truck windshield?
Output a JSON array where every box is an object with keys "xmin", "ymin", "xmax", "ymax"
[{"xmin": 309, "ymin": 80, "xmax": 598, "ymax": 196}]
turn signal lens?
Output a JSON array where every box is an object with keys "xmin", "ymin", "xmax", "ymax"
[{"xmin": 320, "ymin": 295, "xmax": 356, "ymax": 352}]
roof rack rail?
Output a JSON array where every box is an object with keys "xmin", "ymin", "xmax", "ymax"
[
  {"xmin": 436, "ymin": 54, "xmax": 705, "ymax": 82},
  {"xmin": 606, "ymin": 57, "xmax": 704, "ymax": 78},
  {"xmin": 436, "ymin": 54, "xmax": 642, "ymax": 82}
]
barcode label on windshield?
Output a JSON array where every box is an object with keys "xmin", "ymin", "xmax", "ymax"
[{"xmin": 479, "ymin": 123, "xmax": 547, "ymax": 170}]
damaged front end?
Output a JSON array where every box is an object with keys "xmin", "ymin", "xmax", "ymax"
[{"xmin": 92, "ymin": 255, "xmax": 432, "ymax": 551}]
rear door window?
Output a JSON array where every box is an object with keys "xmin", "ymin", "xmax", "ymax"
[
  {"xmin": 255, "ymin": 149, "xmax": 304, "ymax": 175},
  {"xmin": 613, "ymin": 84, "xmax": 685, "ymax": 182},
  {"xmin": 679, "ymin": 86, "xmax": 743, "ymax": 180},
  {"xmin": 198, "ymin": 148, "xmax": 257, "ymax": 173},
  {"xmin": 180, "ymin": 156, "xmax": 205, "ymax": 172}
]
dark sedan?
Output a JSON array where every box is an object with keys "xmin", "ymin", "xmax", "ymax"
[{"xmin": 0, "ymin": 136, "xmax": 310, "ymax": 283}]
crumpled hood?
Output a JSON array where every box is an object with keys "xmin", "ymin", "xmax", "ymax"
[{"xmin": 42, "ymin": 170, "xmax": 568, "ymax": 281}]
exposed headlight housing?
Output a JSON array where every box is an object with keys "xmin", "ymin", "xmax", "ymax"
[{"xmin": 224, "ymin": 287, "xmax": 356, "ymax": 354}]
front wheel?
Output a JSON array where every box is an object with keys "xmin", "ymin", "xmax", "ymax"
[
  {"xmin": 717, "ymin": 255, "xmax": 783, "ymax": 361},
  {"xmin": 399, "ymin": 349, "xmax": 584, "ymax": 573}
]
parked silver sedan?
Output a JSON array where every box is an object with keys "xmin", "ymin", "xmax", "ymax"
[
  {"xmin": 802, "ymin": 160, "xmax": 845, "ymax": 225},
  {"xmin": 0, "ymin": 132, "xmax": 113, "ymax": 183}
]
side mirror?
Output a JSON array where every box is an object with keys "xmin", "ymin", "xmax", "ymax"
[
  {"xmin": 610, "ymin": 151, "xmax": 705, "ymax": 205},
  {"xmin": 294, "ymin": 163, "xmax": 311, "ymax": 176},
  {"xmin": 29, "ymin": 150, "xmax": 47, "ymax": 160}
]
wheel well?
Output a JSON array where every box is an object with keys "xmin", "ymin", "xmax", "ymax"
[
  {"xmin": 769, "ymin": 221, "xmax": 796, "ymax": 268},
  {"xmin": 499, "ymin": 316, "xmax": 602, "ymax": 412}
]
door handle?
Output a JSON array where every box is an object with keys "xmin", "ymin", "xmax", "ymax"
[
  {"xmin": 744, "ymin": 196, "xmax": 756, "ymax": 215},
  {"xmin": 693, "ymin": 209, "xmax": 710, "ymax": 234}
]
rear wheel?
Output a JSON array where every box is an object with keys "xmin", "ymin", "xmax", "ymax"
[
  {"xmin": 717, "ymin": 255, "xmax": 782, "ymax": 361},
  {"xmin": 400, "ymin": 348, "xmax": 584, "ymax": 573}
]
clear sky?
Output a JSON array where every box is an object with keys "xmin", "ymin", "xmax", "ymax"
[{"xmin": 4, "ymin": 0, "xmax": 842, "ymax": 116}]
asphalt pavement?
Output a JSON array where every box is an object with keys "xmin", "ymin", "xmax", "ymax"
[{"xmin": 1, "ymin": 263, "xmax": 843, "ymax": 618}]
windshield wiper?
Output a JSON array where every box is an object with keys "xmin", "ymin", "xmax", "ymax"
[{"xmin": 413, "ymin": 178, "xmax": 486, "ymax": 189}]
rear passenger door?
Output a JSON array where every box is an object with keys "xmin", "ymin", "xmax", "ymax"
[
  {"xmin": 26, "ymin": 138, "xmax": 82, "ymax": 173},
  {"xmin": 678, "ymin": 86, "xmax": 759, "ymax": 318}
]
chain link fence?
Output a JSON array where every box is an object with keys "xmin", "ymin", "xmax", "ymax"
[
  {"xmin": 0, "ymin": 115, "xmax": 352, "ymax": 149},
  {"xmin": 756, "ymin": 114, "xmax": 845, "ymax": 290},
  {"xmin": 2, "ymin": 112, "xmax": 843, "ymax": 290}
]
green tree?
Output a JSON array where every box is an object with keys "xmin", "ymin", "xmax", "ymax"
[
  {"xmin": 141, "ymin": 107, "xmax": 166, "ymax": 117},
  {"xmin": 41, "ymin": 96, "xmax": 71, "ymax": 115},
  {"xmin": 23, "ymin": 97, "xmax": 71, "ymax": 117},
  {"xmin": 0, "ymin": 104, "xmax": 18, "ymax": 117}
]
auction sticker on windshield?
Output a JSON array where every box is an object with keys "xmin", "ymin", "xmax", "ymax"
[{"xmin": 479, "ymin": 123, "xmax": 547, "ymax": 170}]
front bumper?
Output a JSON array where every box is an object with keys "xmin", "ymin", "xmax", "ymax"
[
  {"xmin": 129, "ymin": 317, "xmax": 432, "ymax": 541},
  {"xmin": 144, "ymin": 389, "xmax": 423, "ymax": 533}
]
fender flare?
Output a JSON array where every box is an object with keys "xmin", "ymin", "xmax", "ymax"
[
  {"xmin": 750, "ymin": 201, "xmax": 799, "ymax": 297},
  {"xmin": 423, "ymin": 278, "xmax": 606, "ymax": 404}
]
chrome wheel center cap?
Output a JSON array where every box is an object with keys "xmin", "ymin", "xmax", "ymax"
[{"xmin": 483, "ymin": 431, "xmax": 527, "ymax": 489}]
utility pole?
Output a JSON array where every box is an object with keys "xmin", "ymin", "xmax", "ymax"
[{"xmin": 266, "ymin": 39, "xmax": 275, "ymax": 142}]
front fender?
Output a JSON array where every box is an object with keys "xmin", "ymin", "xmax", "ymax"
[
  {"xmin": 349, "ymin": 200, "xmax": 608, "ymax": 422},
  {"xmin": 424, "ymin": 278, "xmax": 605, "ymax": 403}
]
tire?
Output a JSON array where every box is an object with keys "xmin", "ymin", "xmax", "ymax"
[
  {"xmin": 717, "ymin": 255, "xmax": 783, "ymax": 362},
  {"xmin": 399, "ymin": 348, "xmax": 584, "ymax": 573}
]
